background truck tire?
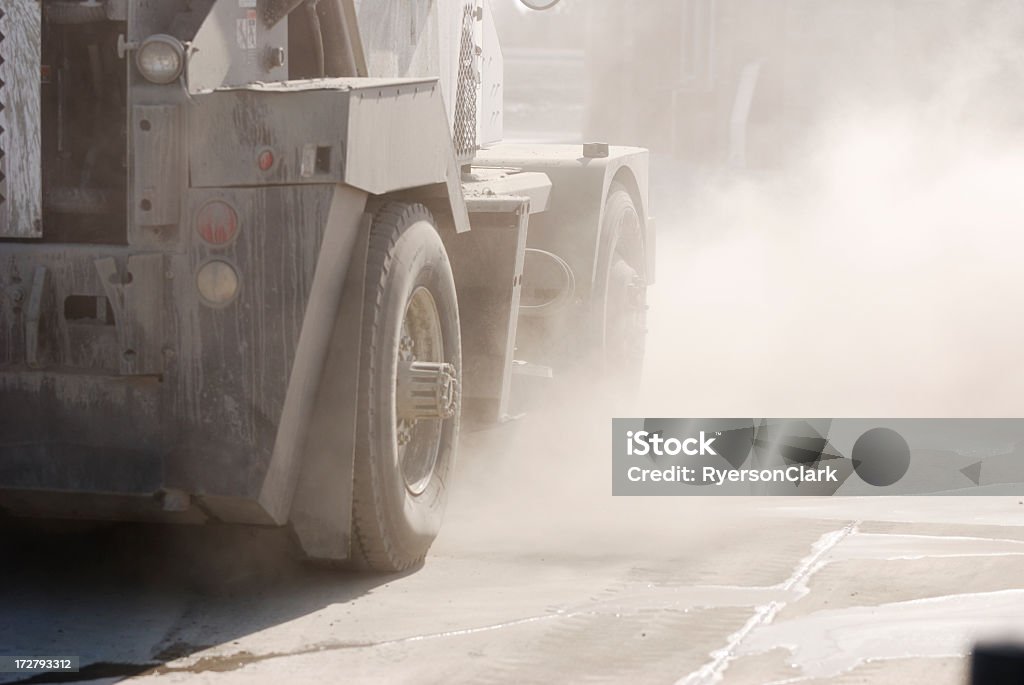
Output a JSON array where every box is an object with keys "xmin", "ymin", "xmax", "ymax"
[
  {"xmin": 352, "ymin": 203, "xmax": 462, "ymax": 572},
  {"xmin": 591, "ymin": 182, "xmax": 648, "ymax": 385}
]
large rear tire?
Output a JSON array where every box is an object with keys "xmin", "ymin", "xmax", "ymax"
[
  {"xmin": 591, "ymin": 182, "xmax": 648, "ymax": 385},
  {"xmin": 352, "ymin": 203, "xmax": 461, "ymax": 572}
]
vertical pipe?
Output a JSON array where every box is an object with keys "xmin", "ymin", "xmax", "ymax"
[
  {"xmin": 317, "ymin": 0, "xmax": 359, "ymax": 77},
  {"xmin": 306, "ymin": 0, "xmax": 325, "ymax": 77}
]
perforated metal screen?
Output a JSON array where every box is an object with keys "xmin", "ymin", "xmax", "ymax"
[{"xmin": 451, "ymin": 1, "xmax": 478, "ymax": 161}]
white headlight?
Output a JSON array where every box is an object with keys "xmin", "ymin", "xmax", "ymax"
[{"xmin": 136, "ymin": 34, "xmax": 185, "ymax": 85}]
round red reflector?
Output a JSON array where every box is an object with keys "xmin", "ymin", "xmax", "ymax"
[
  {"xmin": 258, "ymin": 149, "xmax": 275, "ymax": 172},
  {"xmin": 196, "ymin": 200, "xmax": 238, "ymax": 246}
]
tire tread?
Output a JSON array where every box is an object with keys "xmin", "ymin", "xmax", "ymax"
[{"xmin": 352, "ymin": 202, "xmax": 439, "ymax": 572}]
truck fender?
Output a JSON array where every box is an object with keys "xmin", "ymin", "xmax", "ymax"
[
  {"xmin": 256, "ymin": 185, "xmax": 368, "ymax": 543},
  {"xmin": 284, "ymin": 207, "xmax": 372, "ymax": 561}
]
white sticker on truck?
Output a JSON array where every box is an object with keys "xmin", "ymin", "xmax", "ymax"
[{"xmin": 236, "ymin": 17, "xmax": 257, "ymax": 50}]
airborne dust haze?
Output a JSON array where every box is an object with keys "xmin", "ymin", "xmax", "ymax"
[
  {"xmin": 6, "ymin": 4, "xmax": 1024, "ymax": 682},
  {"xmin": 442, "ymin": 0, "xmax": 1024, "ymax": 558}
]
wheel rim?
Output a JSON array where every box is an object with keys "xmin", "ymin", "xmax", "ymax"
[{"xmin": 396, "ymin": 287, "xmax": 447, "ymax": 496}]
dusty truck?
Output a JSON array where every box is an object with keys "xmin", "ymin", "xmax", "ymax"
[
  {"xmin": 585, "ymin": 0, "xmax": 1012, "ymax": 165},
  {"xmin": 0, "ymin": 0, "xmax": 653, "ymax": 570}
]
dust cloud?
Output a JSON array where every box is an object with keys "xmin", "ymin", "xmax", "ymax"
[
  {"xmin": 441, "ymin": 0, "xmax": 1024, "ymax": 557},
  {"xmin": 641, "ymin": 4, "xmax": 1024, "ymax": 418}
]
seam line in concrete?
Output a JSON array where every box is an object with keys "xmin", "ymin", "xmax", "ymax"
[{"xmin": 677, "ymin": 521, "xmax": 860, "ymax": 685}]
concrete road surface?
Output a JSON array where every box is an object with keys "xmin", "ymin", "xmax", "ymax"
[{"xmin": 2, "ymin": 489, "xmax": 1023, "ymax": 684}]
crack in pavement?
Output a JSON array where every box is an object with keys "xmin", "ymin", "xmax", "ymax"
[{"xmin": 677, "ymin": 521, "xmax": 861, "ymax": 685}]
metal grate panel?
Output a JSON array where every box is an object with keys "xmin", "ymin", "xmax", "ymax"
[
  {"xmin": 0, "ymin": 0, "xmax": 42, "ymax": 239},
  {"xmin": 452, "ymin": 1, "xmax": 478, "ymax": 161}
]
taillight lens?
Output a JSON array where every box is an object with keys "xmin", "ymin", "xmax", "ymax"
[
  {"xmin": 258, "ymin": 149, "xmax": 275, "ymax": 172},
  {"xmin": 196, "ymin": 260, "xmax": 240, "ymax": 307},
  {"xmin": 196, "ymin": 200, "xmax": 238, "ymax": 246}
]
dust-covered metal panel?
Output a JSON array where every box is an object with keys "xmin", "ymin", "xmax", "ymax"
[
  {"xmin": 354, "ymin": 0, "xmax": 481, "ymax": 157},
  {"xmin": 0, "ymin": 0, "xmax": 42, "ymax": 239},
  {"xmin": 132, "ymin": 105, "xmax": 183, "ymax": 227},
  {"xmin": 187, "ymin": 0, "xmax": 289, "ymax": 92},
  {"xmin": 345, "ymin": 81, "xmax": 452, "ymax": 194},
  {"xmin": 478, "ymin": 0, "xmax": 503, "ymax": 147},
  {"xmin": 188, "ymin": 85, "xmax": 349, "ymax": 188},
  {"xmin": 356, "ymin": 1, "xmax": 443, "ymax": 88}
]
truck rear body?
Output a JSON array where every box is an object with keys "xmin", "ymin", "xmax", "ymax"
[
  {"xmin": 0, "ymin": 1, "xmax": 376, "ymax": 524},
  {"xmin": 0, "ymin": 0, "xmax": 653, "ymax": 552}
]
